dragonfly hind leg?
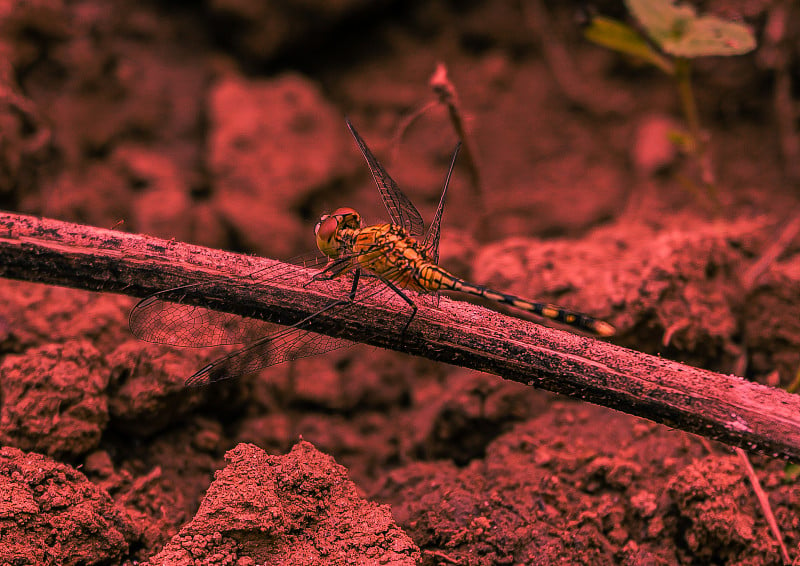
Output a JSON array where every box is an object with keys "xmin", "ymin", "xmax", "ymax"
[{"xmin": 375, "ymin": 277, "xmax": 418, "ymax": 347}]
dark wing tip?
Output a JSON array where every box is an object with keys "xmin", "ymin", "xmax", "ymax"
[
  {"xmin": 135, "ymin": 295, "xmax": 160, "ymax": 309},
  {"xmin": 185, "ymin": 363, "xmax": 216, "ymax": 387}
]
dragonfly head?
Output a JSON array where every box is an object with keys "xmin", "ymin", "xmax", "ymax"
[{"xmin": 315, "ymin": 207, "xmax": 362, "ymax": 258}]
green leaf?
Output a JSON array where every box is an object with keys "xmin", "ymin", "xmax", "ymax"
[
  {"xmin": 625, "ymin": 0, "xmax": 756, "ymax": 57},
  {"xmin": 665, "ymin": 16, "xmax": 756, "ymax": 57},
  {"xmin": 584, "ymin": 16, "xmax": 674, "ymax": 74},
  {"xmin": 626, "ymin": 0, "xmax": 696, "ymax": 43}
]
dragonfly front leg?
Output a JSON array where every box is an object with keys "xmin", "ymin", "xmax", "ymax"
[
  {"xmin": 304, "ymin": 262, "xmax": 361, "ymax": 302},
  {"xmin": 309, "ymin": 257, "xmax": 353, "ymax": 284}
]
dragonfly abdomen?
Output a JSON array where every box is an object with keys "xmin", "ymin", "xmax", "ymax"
[
  {"xmin": 348, "ymin": 225, "xmax": 615, "ymax": 337},
  {"xmin": 421, "ymin": 266, "xmax": 615, "ymax": 337}
]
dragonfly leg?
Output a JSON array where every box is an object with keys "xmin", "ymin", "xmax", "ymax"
[
  {"xmin": 306, "ymin": 258, "xmax": 353, "ymax": 286},
  {"xmin": 347, "ymin": 269, "xmax": 361, "ymax": 300},
  {"xmin": 379, "ymin": 279, "xmax": 418, "ymax": 347}
]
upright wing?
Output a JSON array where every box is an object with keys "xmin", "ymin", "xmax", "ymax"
[
  {"xmin": 422, "ymin": 142, "xmax": 461, "ymax": 264},
  {"xmin": 346, "ymin": 118, "xmax": 425, "ymax": 238}
]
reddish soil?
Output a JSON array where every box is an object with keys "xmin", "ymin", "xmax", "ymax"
[{"xmin": 1, "ymin": 1, "xmax": 800, "ymax": 564}]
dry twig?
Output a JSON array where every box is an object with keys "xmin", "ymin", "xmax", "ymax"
[
  {"xmin": 742, "ymin": 213, "xmax": 800, "ymax": 290},
  {"xmin": 3, "ymin": 211, "xmax": 800, "ymax": 460},
  {"xmin": 429, "ymin": 63, "xmax": 483, "ymax": 198}
]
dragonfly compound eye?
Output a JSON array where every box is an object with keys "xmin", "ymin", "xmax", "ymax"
[{"xmin": 313, "ymin": 216, "xmax": 342, "ymax": 258}]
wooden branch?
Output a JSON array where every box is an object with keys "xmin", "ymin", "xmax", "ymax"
[{"xmin": 3, "ymin": 211, "xmax": 800, "ymax": 460}]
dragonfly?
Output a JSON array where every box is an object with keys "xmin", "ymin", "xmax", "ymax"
[{"xmin": 129, "ymin": 118, "xmax": 615, "ymax": 386}]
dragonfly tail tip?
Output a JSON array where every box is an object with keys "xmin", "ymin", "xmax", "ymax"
[{"xmin": 594, "ymin": 321, "xmax": 616, "ymax": 337}]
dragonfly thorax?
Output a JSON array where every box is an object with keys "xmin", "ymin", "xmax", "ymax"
[{"xmin": 315, "ymin": 207, "xmax": 362, "ymax": 259}]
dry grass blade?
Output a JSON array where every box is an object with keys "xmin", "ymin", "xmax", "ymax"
[
  {"xmin": 742, "ymin": 213, "xmax": 800, "ymax": 290},
  {"xmin": 735, "ymin": 447, "xmax": 791, "ymax": 564}
]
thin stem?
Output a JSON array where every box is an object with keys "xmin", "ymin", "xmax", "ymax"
[
  {"xmin": 675, "ymin": 57, "xmax": 718, "ymax": 200},
  {"xmin": 735, "ymin": 448, "xmax": 792, "ymax": 564},
  {"xmin": 675, "ymin": 58, "xmax": 701, "ymax": 149},
  {"xmin": 429, "ymin": 63, "xmax": 483, "ymax": 199}
]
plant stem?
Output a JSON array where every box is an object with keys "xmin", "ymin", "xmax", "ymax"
[
  {"xmin": 675, "ymin": 57, "xmax": 718, "ymax": 201},
  {"xmin": 787, "ymin": 364, "xmax": 800, "ymax": 394},
  {"xmin": 675, "ymin": 58, "xmax": 700, "ymax": 148},
  {"xmin": 429, "ymin": 63, "xmax": 483, "ymax": 198}
]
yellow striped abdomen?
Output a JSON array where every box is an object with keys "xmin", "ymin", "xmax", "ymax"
[
  {"xmin": 350, "ymin": 224, "xmax": 615, "ymax": 336},
  {"xmin": 417, "ymin": 263, "xmax": 615, "ymax": 336}
]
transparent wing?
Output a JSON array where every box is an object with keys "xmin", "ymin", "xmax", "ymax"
[
  {"xmin": 130, "ymin": 247, "xmax": 423, "ymax": 386},
  {"xmin": 182, "ymin": 261, "xmax": 422, "ymax": 386},
  {"xmin": 185, "ymin": 326, "xmax": 352, "ymax": 387},
  {"xmin": 346, "ymin": 118, "xmax": 425, "ymax": 239},
  {"xmin": 129, "ymin": 252, "xmax": 331, "ymax": 348},
  {"xmin": 422, "ymin": 142, "xmax": 461, "ymax": 264}
]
